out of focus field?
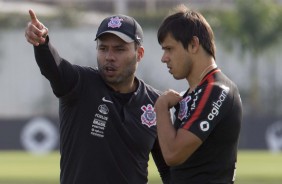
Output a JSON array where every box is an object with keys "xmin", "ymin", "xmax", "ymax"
[{"xmin": 0, "ymin": 150, "xmax": 281, "ymax": 184}]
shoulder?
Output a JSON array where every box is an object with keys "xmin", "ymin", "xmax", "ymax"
[
  {"xmin": 201, "ymin": 69, "xmax": 238, "ymax": 94},
  {"xmin": 74, "ymin": 66, "xmax": 100, "ymax": 77},
  {"xmin": 198, "ymin": 81, "xmax": 231, "ymax": 102},
  {"xmin": 138, "ymin": 78, "xmax": 162, "ymax": 96},
  {"xmin": 75, "ymin": 65, "xmax": 98, "ymax": 73}
]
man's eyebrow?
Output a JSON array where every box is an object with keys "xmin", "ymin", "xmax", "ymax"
[
  {"xmin": 162, "ymin": 45, "xmax": 171, "ymax": 49},
  {"xmin": 113, "ymin": 44, "xmax": 125, "ymax": 47},
  {"xmin": 97, "ymin": 42, "xmax": 106, "ymax": 47}
]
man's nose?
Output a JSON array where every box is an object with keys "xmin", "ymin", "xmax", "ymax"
[
  {"xmin": 105, "ymin": 50, "xmax": 115, "ymax": 61},
  {"xmin": 161, "ymin": 54, "xmax": 168, "ymax": 63}
]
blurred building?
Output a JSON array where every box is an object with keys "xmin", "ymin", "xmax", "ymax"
[
  {"xmin": 1, "ymin": 0, "xmax": 236, "ymax": 14},
  {"xmin": 1, "ymin": 0, "xmax": 282, "ymax": 152}
]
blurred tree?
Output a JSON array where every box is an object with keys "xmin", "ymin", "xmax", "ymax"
[{"xmin": 208, "ymin": 0, "xmax": 282, "ymax": 114}]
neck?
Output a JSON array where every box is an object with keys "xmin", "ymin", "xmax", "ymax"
[
  {"xmin": 108, "ymin": 79, "xmax": 137, "ymax": 93},
  {"xmin": 187, "ymin": 62, "xmax": 217, "ymax": 93},
  {"xmin": 199, "ymin": 63, "xmax": 217, "ymax": 81}
]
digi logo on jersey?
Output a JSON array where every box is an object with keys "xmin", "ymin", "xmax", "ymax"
[
  {"xmin": 208, "ymin": 86, "xmax": 229, "ymax": 121},
  {"xmin": 141, "ymin": 104, "xmax": 156, "ymax": 128},
  {"xmin": 200, "ymin": 121, "xmax": 210, "ymax": 132}
]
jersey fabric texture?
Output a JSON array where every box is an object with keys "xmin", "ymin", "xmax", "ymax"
[
  {"xmin": 33, "ymin": 37, "xmax": 170, "ymax": 184},
  {"xmin": 172, "ymin": 68, "xmax": 242, "ymax": 184}
]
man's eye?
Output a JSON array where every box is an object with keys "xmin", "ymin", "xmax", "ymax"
[
  {"xmin": 116, "ymin": 48, "xmax": 125, "ymax": 51},
  {"xmin": 163, "ymin": 47, "xmax": 171, "ymax": 51},
  {"xmin": 99, "ymin": 47, "xmax": 106, "ymax": 51}
]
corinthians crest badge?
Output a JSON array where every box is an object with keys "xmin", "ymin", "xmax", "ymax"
[
  {"xmin": 141, "ymin": 104, "xmax": 156, "ymax": 128},
  {"xmin": 178, "ymin": 96, "xmax": 192, "ymax": 121},
  {"xmin": 108, "ymin": 16, "xmax": 123, "ymax": 28}
]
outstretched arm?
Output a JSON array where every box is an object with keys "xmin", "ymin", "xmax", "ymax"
[{"xmin": 25, "ymin": 9, "xmax": 78, "ymax": 97}]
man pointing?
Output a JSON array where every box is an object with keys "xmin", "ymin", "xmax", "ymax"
[{"xmin": 25, "ymin": 9, "xmax": 170, "ymax": 184}]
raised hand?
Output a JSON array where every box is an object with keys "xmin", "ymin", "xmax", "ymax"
[
  {"xmin": 155, "ymin": 89, "xmax": 183, "ymax": 111},
  {"xmin": 25, "ymin": 9, "xmax": 48, "ymax": 46}
]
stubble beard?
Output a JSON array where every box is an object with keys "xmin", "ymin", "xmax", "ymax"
[{"xmin": 97, "ymin": 59, "xmax": 137, "ymax": 87}]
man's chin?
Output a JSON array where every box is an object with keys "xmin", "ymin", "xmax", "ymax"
[{"xmin": 172, "ymin": 75, "xmax": 184, "ymax": 80}]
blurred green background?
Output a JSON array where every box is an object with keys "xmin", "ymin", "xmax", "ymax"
[
  {"xmin": 1, "ymin": 0, "xmax": 282, "ymax": 184},
  {"xmin": 0, "ymin": 151, "xmax": 281, "ymax": 184}
]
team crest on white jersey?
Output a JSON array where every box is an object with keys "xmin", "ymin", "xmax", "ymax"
[
  {"xmin": 108, "ymin": 16, "xmax": 123, "ymax": 28},
  {"xmin": 141, "ymin": 104, "xmax": 156, "ymax": 128},
  {"xmin": 178, "ymin": 96, "xmax": 192, "ymax": 121}
]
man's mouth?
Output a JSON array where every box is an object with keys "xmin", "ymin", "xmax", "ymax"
[
  {"xmin": 103, "ymin": 65, "xmax": 117, "ymax": 76},
  {"xmin": 105, "ymin": 66, "xmax": 116, "ymax": 72},
  {"xmin": 167, "ymin": 66, "xmax": 172, "ymax": 73}
]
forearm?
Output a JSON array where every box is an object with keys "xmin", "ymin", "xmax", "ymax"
[
  {"xmin": 33, "ymin": 36, "xmax": 78, "ymax": 96},
  {"xmin": 151, "ymin": 140, "xmax": 170, "ymax": 184},
  {"xmin": 34, "ymin": 36, "xmax": 61, "ymax": 81},
  {"xmin": 155, "ymin": 105, "xmax": 178, "ymax": 164}
]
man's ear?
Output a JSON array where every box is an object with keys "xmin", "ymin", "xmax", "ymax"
[
  {"xmin": 137, "ymin": 46, "xmax": 144, "ymax": 62},
  {"xmin": 189, "ymin": 36, "xmax": 200, "ymax": 53}
]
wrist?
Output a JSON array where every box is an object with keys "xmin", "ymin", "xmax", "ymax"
[{"xmin": 155, "ymin": 100, "xmax": 169, "ymax": 112}]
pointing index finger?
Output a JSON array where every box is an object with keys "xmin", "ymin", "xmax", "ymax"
[{"xmin": 29, "ymin": 9, "xmax": 38, "ymax": 23}]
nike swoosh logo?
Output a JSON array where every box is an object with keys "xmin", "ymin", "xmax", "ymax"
[{"xmin": 102, "ymin": 97, "xmax": 113, "ymax": 103}]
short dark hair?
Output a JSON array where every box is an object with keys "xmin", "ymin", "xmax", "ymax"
[{"xmin": 157, "ymin": 5, "xmax": 216, "ymax": 59}]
